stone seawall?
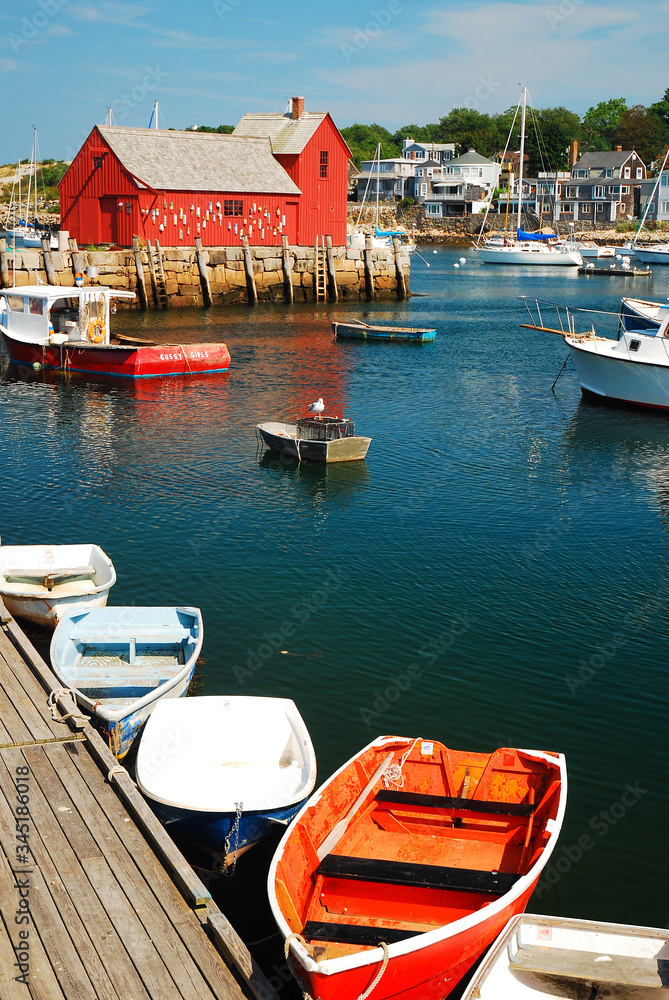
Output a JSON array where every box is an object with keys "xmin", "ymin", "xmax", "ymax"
[{"xmin": 0, "ymin": 241, "xmax": 411, "ymax": 308}]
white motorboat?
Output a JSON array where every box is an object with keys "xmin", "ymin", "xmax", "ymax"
[
  {"xmin": 257, "ymin": 416, "xmax": 372, "ymax": 462},
  {"xmin": 461, "ymin": 912, "xmax": 669, "ymax": 998},
  {"xmin": 476, "ymin": 89, "xmax": 582, "ymax": 267},
  {"xmin": 0, "ymin": 542, "xmax": 116, "ymax": 627},
  {"xmin": 620, "ymin": 296, "xmax": 669, "ymax": 331},
  {"xmin": 631, "ymin": 244, "xmax": 669, "ymax": 265},
  {"xmin": 521, "ymin": 295, "xmax": 669, "ymax": 410}
]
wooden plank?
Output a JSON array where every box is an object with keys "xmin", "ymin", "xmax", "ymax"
[
  {"xmin": 316, "ymin": 855, "xmax": 520, "ymax": 895},
  {"xmin": 58, "ymin": 743, "xmax": 245, "ymax": 1000},
  {"xmin": 241, "ymin": 236, "xmax": 257, "ymax": 305},
  {"xmin": 376, "ymin": 790, "xmax": 534, "ymax": 816},
  {"xmin": 17, "ymin": 745, "xmax": 196, "ymax": 1000},
  {"xmin": 393, "ymin": 237, "xmax": 408, "ymax": 299},
  {"xmin": 363, "ymin": 235, "xmax": 375, "ymax": 299},
  {"xmin": 83, "ymin": 728, "xmax": 212, "ymax": 908},
  {"xmin": 0, "ymin": 606, "xmax": 86, "ymax": 731},
  {"xmin": 132, "ymin": 237, "xmax": 148, "ymax": 310},
  {"xmin": 207, "ymin": 914, "xmax": 281, "ymax": 1000},
  {"xmin": 281, "ymin": 235, "xmax": 293, "ymax": 304},
  {"xmin": 194, "ymin": 238, "xmax": 212, "ymax": 308},
  {"xmin": 325, "ymin": 235, "xmax": 338, "ymax": 303},
  {"xmin": 0, "ymin": 756, "xmax": 101, "ymax": 1000},
  {"xmin": 302, "ymin": 921, "xmax": 416, "ymax": 947},
  {"xmin": 0, "ymin": 920, "xmax": 31, "ymax": 1000},
  {"xmin": 43, "ymin": 743, "xmax": 234, "ymax": 1000},
  {"xmin": 0, "ymin": 842, "xmax": 66, "ymax": 1000},
  {"xmin": 0, "ymin": 642, "xmax": 61, "ymax": 744},
  {"xmin": 0, "ymin": 750, "xmax": 127, "ymax": 1000}
]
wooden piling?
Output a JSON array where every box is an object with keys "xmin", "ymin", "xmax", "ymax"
[
  {"xmin": 41, "ymin": 238, "xmax": 57, "ymax": 285},
  {"xmin": 131, "ymin": 236, "xmax": 148, "ymax": 310},
  {"xmin": 325, "ymin": 235, "xmax": 339, "ymax": 302},
  {"xmin": 281, "ymin": 234, "xmax": 294, "ymax": 304},
  {"xmin": 0, "ymin": 238, "xmax": 8, "ymax": 289},
  {"xmin": 68, "ymin": 237, "xmax": 83, "ymax": 279},
  {"xmin": 194, "ymin": 236, "xmax": 213, "ymax": 307},
  {"xmin": 364, "ymin": 234, "xmax": 375, "ymax": 299},
  {"xmin": 393, "ymin": 236, "xmax": 409, "ymax": 299},
  {"xmin": 241, "ymin": 234, "xmax": 257, "ymax": 304}
]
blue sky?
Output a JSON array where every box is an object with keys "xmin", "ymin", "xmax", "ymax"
[{"xmin": 0, "ymin": 0, "xmax": 667, "ymax": 162}]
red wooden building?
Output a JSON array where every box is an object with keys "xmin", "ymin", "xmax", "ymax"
[
  {"xmin": 59, "ymin": 99, "xmax": 351, "ymax": 248},
  {"xmin": 59, "ymin": 127, "xmax": 301, "ymax": 248},
  {"xmin": 234, "ymin": 97, "xmax": 351, "ymax": 246}
]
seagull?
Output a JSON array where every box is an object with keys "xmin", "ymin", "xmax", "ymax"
[{"xmin": 308, "ymin": 397, "xmax": 325, "ymax": 419}]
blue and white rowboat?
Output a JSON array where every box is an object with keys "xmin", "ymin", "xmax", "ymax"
[
  {"xmin": 136, "ymin": 696, "xmax": 317, "ymax": 870},
  {"xmin": 50, "ymin": 606, "xmax": 203, "ymax": 758}
]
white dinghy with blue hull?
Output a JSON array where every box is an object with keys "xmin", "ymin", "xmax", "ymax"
[
  {"xmin": 136, "ymin": 696, "xmax": 317, "ymax": 871},
  {"xmin": 50, "ymin": 606, "xmax": 203, "ymax": 758}
]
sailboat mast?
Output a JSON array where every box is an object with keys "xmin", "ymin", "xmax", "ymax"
[
  {"xmin": 632, "ymin": 142, "xmax": 669, "ymax": 247},
  {"xmin": 33, "ymin": 128, "xmax": 38, "ymax": 228},
  {"xmin": 517, "ymin": 86, "xmax": 527, "ymax": 234},
  {"xmin": 375, "ymin": 142, "xmax": 380, "ymax": 232}
]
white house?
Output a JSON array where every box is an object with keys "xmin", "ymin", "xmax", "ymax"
[{"xmin": 443, "ymin": 149, "xmax": 500, "ymax": 193}]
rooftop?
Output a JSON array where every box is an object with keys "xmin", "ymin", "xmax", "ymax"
[
  {"xmin": 95, "ymin": 126, "xmax": 301, "ymax": 195},
  {"xmin": 233, "ymin": 111, "xmax": 331, "ymax": 155}
]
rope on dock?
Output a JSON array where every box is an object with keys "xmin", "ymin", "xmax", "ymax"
[{"xmin": 47, "ymin": 687, "xmax": 88, "ymax": 723}]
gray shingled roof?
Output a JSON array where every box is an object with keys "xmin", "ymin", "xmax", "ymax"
[
  {"xmin": 97, "ymin": 126, "xmax": 301, "ymax": 194},
  {"xmin": 233, "ymin": 112, "xmax": 329, "ymax": 154},
  {"xmin": 449, "ymin": 149, "xmax": 496, "ymax": 166},
  {"xmin": 574, "ymin": 150, "xmax": 638, "ymax": 169}
]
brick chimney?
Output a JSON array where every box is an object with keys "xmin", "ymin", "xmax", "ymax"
[
  {"xmin": 291, "ymin": 96, "xmax": 304, "ymax": 120},
  {"xmin": 569, "ymin": 139, "xmax": 578, "ymax": 167},
  {"xmin": 615, "ymin": 145, "xmax": 622, "ymax": 152}
]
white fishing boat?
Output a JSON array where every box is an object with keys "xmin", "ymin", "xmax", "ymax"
[
  {"xmin": 50, "ymin": 606, "xmax": 203, "ymax": 757},
  {"xmin": 461, "ymin": 912, "xmax": 669, "ymax": 998},
  {"xmin": 476, "ymin": 90, "xmax": 582, "ymax": 267},
  {"xmin": 521, "ymin": 295, "xmax": 669, "ymax": 410},
  {"xmin": 620, "ymin": 296, "xmax": 669, "ymax": 330},
  {"xmin": 136, "ymin": 696, "xmax": 317, "ymax": 869},
  {"xmin": 257, "ymin": 416, "xmax": 372, "ymax": 462},
  {"xmin": 632, "ymin": 244, "xmax": 669, "ymax": 265},
  {"xmin": 0, "ymin": 542, "xmax": 116, "ymax": 627}
]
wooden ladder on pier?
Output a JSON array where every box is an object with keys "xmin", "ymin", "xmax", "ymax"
[
  {"xmin": 147, "ymin": 239, "xmax": 168, "ymax": 308},
  {"xmin": 315, "ymin": 235, "xmax": 327, "ymax": 302}
]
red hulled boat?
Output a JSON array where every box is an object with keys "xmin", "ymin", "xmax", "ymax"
[
  {"xmin": 0, "ymin": 285, "xmax": 230, "ymax": 378},
  {"xmin": 270, "ymin": 736, "xmax": 566, "ymax": 1000}
]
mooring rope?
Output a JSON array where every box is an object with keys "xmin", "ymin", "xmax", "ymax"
[
  {"xmin": 284, "ymin": 933, "xmax": 390, "ymax": 1000},
  {"xmin": 47, "ymin": 688, "xmax": 87, "ymax": 724}
]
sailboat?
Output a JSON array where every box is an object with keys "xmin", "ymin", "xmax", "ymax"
[
  {"xmin": 476, "ymin": 89, "xmax": 582, "ymax": 266},
  {"xmin": 348, "ymin": 144, "xmax": 414, "ymax": 251},
  {"xmin": 629, "ymin": 143, "xmax": 669, "ymax": 264},
  {"xmin": 1, "ymin": 130, "xmax": 57, "ymax": 249}
]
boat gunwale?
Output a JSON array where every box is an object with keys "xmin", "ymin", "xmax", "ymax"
[
  {"xmin": 50, "ymin": 606, "xmax": 203, "ymax": 723},
  {"xmin": 269, "ymin": 736, "xmax": 567, "ymax": 977}
]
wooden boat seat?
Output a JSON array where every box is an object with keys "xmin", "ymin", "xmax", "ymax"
[
  {"xmin": 302, "ymin": 921, "xmax": 418, "ymax": 947},
  {"xmin": 316, "ymin": 855, "xmax": 520, "ymax": 895},
  {"xmin": 510, "ymin": 943, "xmax": 669, "ymax": 988},
  {"xmin": 4, "ymin": 565, "xmax": 97, "ymax": 590},
  {"xmin": 73, "ymin": 627, "xmax": 190, "ymax": 644},
  {"xmin": 376, "ymin": 790, "xmax": 534, "ymax": 817}
]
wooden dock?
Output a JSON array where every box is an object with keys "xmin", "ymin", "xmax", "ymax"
[{"xmin": 0, "ymin": 600, "xmax": 278, "ymax": 1000}]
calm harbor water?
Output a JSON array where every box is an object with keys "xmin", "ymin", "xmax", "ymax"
[{"xmin": 2, "ymin": 246, "xmax": 668, "ymax": 990}]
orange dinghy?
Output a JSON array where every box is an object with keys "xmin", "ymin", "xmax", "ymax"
[{"xmin": 269, "ymin": 736, "xmax": 566, "ymax": 1000}]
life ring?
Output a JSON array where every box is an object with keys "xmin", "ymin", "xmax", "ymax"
[{"xmin": 87, "ymin": 320, "xmax": 105, "ymax": 344}]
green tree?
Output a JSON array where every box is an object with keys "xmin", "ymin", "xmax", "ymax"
[
  {"xmin": 340, "ymin": 123, "xmax": 399, "ymax": 166},
  {"xmin": 390, "ymin": 123, "xmax": 441, "ymax": 147},
  {"xmin": 648, "ymin": 88, "xmax": 669, "ymax": 129},
  {"xmin": 433, "ymin": 108, "xmax": 504, "ymax": 157},
  {"xmin": 582, "ymin": 98, "xmax": 627, "ymax": 149},
  {"xmin": 189, "ymin": 124, "xmax": 235, "ymax": 134},
  {"xmin": 613, "ymin": 105, "xmax": 668, "ymax": 165},
  {"xmin": 526, "ymin": 107, "xmax": 583, "ymax": 173}
]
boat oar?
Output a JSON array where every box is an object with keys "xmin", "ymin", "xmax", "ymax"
[{"xmin": 316, "ymin": 752, "xmax": 394, "ymax": 861}]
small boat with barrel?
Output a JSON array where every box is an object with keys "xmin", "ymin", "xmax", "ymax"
[
  {"xmin": 136, "ymin": 696, "xmax": 317, "ymax": 871},
  {"xmin": 0, "ymin": 542, "xmax": 116, "ymax": 627},
  {"xmin": 270, "ymin": 735, "xmax": 566, "ymax": 1000},
  {"xmin": 461, "ymin": 912, "xmax": 669, "ymax": 998},
  {"xmin": 332, "ymin": 320, "xmax": 436, "ymax": 342},
  {"xmin": 257, "ymin": 407, "xmax": 371, "ymax": 463},
  {"xmin": 0, "ymin": 284, "xmax": 231, "ymax": 378},
  {"xmin": 50, "ymin": 605, "xmax": 203, "ymax": 757}
]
